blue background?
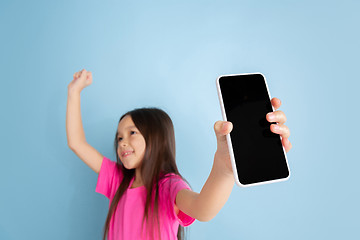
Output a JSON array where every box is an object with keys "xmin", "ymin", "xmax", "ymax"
[{"xmin": 1, "ymin": 0, "xmax": 359, "ymax": 239}]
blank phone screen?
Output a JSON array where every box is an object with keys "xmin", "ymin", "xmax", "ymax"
[{"xmin": 219, "ymin": 74, "xmax": 289, "ymax": 185}]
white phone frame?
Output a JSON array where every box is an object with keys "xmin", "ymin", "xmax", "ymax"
[{"xmin": 216, "ymin": 73, "xmax": 290, "ymax": 187}]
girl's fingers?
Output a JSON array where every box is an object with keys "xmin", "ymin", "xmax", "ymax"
[
  {"xmin": 75, "ymin": 71, "xmax": 80, "ymax": 79},
  {"xmin": 79, "ymin": 69, "xmax": 86, "ymax": 78},
  {"xmin": 282, "ymin": 137, "xmax": 292, "ymax": 153},
  {"xmin": 73, "ymin": 69, "xmax": 87, "ymax": 80},
  {"xmin": 271, "ymin": 97, "xmax": 281, "ymax": 110},
  {"xmin": 214, "ymin": 121, "xmax": 233, "ymax": 156},
  {"xmin": 85, "ymin": 72, "xmax": 93, "ymax": 85},
  {"xmin": 268, "ymin": 98, "xmax": 292, "ymax": 153},
  {"xmin": 266, "ymin": 110, "xmax": 287, "ymax": 124},
  {"xmin": 270, "ymin": 124, "xmax": 290, "ymax": 139}
]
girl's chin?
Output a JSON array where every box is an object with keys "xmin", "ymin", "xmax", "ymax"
[
  {"xmin": 123, "ymin": 165, "xmax": 135, "ymax": 170},
  {"xmin": 121, "ymin": 161, "xmax": 139, "ymax": 170}
]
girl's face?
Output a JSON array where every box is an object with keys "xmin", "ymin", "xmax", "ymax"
[{"xmin": 116, "ymin": 115, "xmax": 146, "ymax": 170}]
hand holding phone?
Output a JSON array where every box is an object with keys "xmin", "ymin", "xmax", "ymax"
[
  {"xmin": 216, "ymin": 73, "xmax": 291, "ymax": 187},
  {"xmin": 266, "ymin": 98, "xmax": 292, "ymax": 153}
]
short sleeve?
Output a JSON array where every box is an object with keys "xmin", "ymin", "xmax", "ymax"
[
  {"xmin": 95, "ymin": 156, "xmax": 122, "ymax": 199},
  {"xmin": 161, "ymin": 175, "xmax": 196, "ymax": 227}
]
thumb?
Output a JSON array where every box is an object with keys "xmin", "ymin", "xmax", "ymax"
[
  {"xmin": 85, "ymin": 71, "xmax": 92, "ymax": 85},
  {"xmin": 214, "ymin": 121, "xmax": 233, "ymax": 142},
  {"xmin": 79, "ymin": 69, "xmax": 88, "ymax": 81}
]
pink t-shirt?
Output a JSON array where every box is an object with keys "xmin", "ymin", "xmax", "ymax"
[{"xmin": 95, "ymin": 156, "xmax": 195, "ymax": 240}]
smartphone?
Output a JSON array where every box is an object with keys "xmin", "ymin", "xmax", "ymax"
[{"xmin": 216, "ymin": 73, "xmax": 290, "ymax": 187}]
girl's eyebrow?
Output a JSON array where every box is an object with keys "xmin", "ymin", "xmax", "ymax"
[{"xmin": 117, "ymin": 125, "xmax": 136, "ymax": 134}]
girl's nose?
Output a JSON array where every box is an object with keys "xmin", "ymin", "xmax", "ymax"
[{"xmin": 120, "ymin": 140, "xmax": 128, "ymax": 147}]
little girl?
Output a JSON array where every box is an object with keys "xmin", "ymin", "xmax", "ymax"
[{"xmin": 66, "ymin": 69, "xmax": 292, "ymax": 240}]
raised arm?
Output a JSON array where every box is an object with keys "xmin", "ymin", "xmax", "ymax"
[
  {"xmin": 66, "ymin": 69, "xmax": 103, "ymax": 174},
  {"xmin": 176, "ymin": 98, "xmax": 292, "ymax": 222},
  {"xmin": 175, "ymin": 121, "xmax": 235, "ymax": 222}
]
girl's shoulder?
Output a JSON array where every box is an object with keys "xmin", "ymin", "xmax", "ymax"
[
  {"xmin": 158, "ymin": 172, "xmax": 187, "ymax": 188},
  {"xmin": 103, "ymin": 156, "xmax": 122, "ymax": 170},
  {"xmin": 101, "ymin": 156, "xmax": 124, "ymax": 180},
  {"xmin": 159, "ymin": 172, "xmax": 182, "ymax": 180}
]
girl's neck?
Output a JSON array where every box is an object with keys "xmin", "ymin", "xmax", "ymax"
[{"xmin": 132, "ymin": 167, "xmax": 144, "ymax": 188}]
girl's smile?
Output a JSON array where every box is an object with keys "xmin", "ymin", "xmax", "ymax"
[{"xmin": 121, "ymin": 150, "xmax": 134, "ymax": 157}]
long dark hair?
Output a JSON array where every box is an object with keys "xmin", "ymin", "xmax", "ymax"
[{"xmin": 102, "ymin": 107, "xmax": 189, "ymax": 240}]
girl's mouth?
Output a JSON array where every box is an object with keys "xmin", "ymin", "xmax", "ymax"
[{"xmin": 122, "ymin": 151, "xmax": 134, "ymax": 157}]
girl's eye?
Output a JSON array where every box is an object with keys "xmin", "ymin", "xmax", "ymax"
[
  {"xmin": 118, "ymin": 137, "xmax": 123, "ymax": 141},
  {"xmin": 130, "ymin": 131, "xmax": 136, "ymax": 135}
]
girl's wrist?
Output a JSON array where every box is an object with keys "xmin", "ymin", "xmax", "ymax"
[{"xmin": 68, "ymin": 87, "xmax": 81, "ymax": 96}]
